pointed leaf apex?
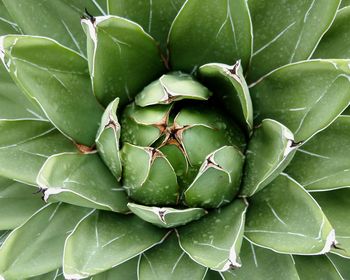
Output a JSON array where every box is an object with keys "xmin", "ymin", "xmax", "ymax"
[{"xmin": 320, "ymin": 229, "xmax": 336, "ymax": 254}]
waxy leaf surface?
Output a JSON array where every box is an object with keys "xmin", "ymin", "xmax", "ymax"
[
  {"xmin": 0, "ymin": 203, "xmax": 90, "ymax": 279},
  {"xmin": 247, "ymin": 0, "xmax": 340, "ymax": 82},
  {"xmin": 245, "ymin": 174, "xmax": 334, "ymax": 254},
  {"xmin": 251, "ymin": 60, "xmax": 350, "ymax": 142},
  {"xmin": 63, "ymin": 210, "xmax": 168, "ymax": 279},
  {"xmin": 1, "ymin": 35, "xmax": 104, "ymax": 146}
]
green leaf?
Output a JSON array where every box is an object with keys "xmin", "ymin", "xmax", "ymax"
[
  {"xmin": 82, "ymin": 15, "xmax": 165, "ymax": 107},
  {"xmin": 27, "ymin": 269, "xmax": 65, "ymax": 280},
  {"xmin": 250, "ymin": 60, "xmax": 350, "ymax": 142},
  {"xmin": 138, "ymin": 233, "xmax": 207, "ymax": 280},
  {"xmin": 96, "ymin": 98, "xmax": 122, "ymax": 180},
  {"xmin": 286, "ymin": 116, "xmax": 350, "ymax": 191},
  {"xmin": 2, "ymin": 0, "xmax": 107, "ymax": 55},
  {"xmin": 184, "ymin": 146, "xmax": 244, "ymax": 208},
  {"xmin": 127, "ymin": 203, "xmax": 207, "ymax": 228},
  {"xmin": 198, "ymin": 61, "xmax": 253, "ymax": 133},
  {"xmin": 241, "ymin": 119, "xmax": 296, "ymax": 197},
  {"xmin": 63, "ymin": 210, "xmax": 168, "ymax": 279},
  {"xmin": 204, "ymin": 270, "xmax": 223, "ymax": 280},
  {"xmin": 0, "ymin": 177, "xmax": 45, "ymax": 230},
  {"xmin": 177, "ymin": 199, "xmax": 248, "ymax": 271},
  {"xmin": 313, "ymin": 7, "xmax": 350, "ymax": 59},
  {"xmin": 341, "ymin": 0, "xmax": 350, "ymax": 7},
  {"xmin": 135, "ymin": 72, "xmax": 211, "ymax": 107},
  {"xmin": 245, "ymin": 174, "xmax": 335, "ymax": 255},
  {"xmin": 107, "ymin": 0, "xmax": 185, "ymax": 52},
  {"xmin": 221, "ymin": 239, "xmax": 299, "ymax": 280},
  {"xmin": 0, "ymin": 203, "xmax": 90, "ymax": 279},
  {"xmin": 0, "ymin": 119, "xmax": 77, "ymax": 185},
  {"xmin": 168, "ymin": 0, "xmax": 252, "ymax": 73},
  {"xmin": 121, "ymin": 143, "xmax": 179, "ymax": 206},
  {"xmin": 0, "ymin": 35, "xmax": 104, "ymax": 146},
  {"xmin": 312, "ymin": 188, "xmax": 350, "ymax": 258},
  {"xmin": 37, "ymin": 152, "xmax": 128, "ymax": 213},
  {"xmin": 247, "ymin": 0, "xmax": 340, "ymax": 82},
  {"xmin": 328, "ymin": 254, "xmax": 350, "ymax": 279},
  {"xmin": 0, "ymin": 4, "xmax": 45, "ymax": 121},
  {"xmin": 294, "ymin": 255, "xmax": 343, "ymax": 280}
]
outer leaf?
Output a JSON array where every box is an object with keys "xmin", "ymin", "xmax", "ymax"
[
  {"xmin": 37, "ymin": 153, "xmax": 128, "ymax": 213},
  {"xmin": 294, "ymin": 255, "xmax": 343, "ymax": 280},
  {"xmin": 0, "ymin": 35, "xmax": 104, "ymax": 146},
  {"xmin": 328, "ymin": 254, "xmax": 350, "ymax": 279},
  {"xmin": 247, "ymin": 0, "xmax": 340, "ymax": 82},
  {"xmin": 82, "ymin": 16, "xmax": 165, "ymax": 107},
  {"xmin": 0, "ymin": 119, "xmax": 77, "ymax": 185},
  {"xmin": 138, "ymin": 233, "xmax": 207, "ymax": 280},
  {"xmin": 241, "ymin": 119, "xmax": 296, "ymax": 197},
  {"xmin": 0, "ymin": 203, "xmax": 90, "ymax": 279},
  {"xmin": 63, "ymin": 210, "xmax": 168, "ymax": 279},
  {"xmin": 177, "ymin": 199, "xmax": 248, "ymax": 271},
  {"xmin": 2, "ymin": 0, "xmax": 107, "ymax": 55},
  {"xmin": 168, "ymin": 0, "xmax": 252, "ymax": 72},
  {"xmin": 198, "ymin": 61, "xmax": 253, "ymax": 133},
  {"xmin": 286, "ymin": 116, "xmax": 350, "ymax": 191},
  {"xmin": 245, "ymin": 174, "xmax": 335, "ymax": 255},
  {"xmin": 313, "ymin": 6, "xmax": 350, "ymax": 59},
  {"xmin": 0, "ymin": 3, "xmax": 45, "ymax": 120},
  {"xmin": 222, "ymin": 239, "xmax": 299, "ymax": 280},
  {"xmin": 127, "ymin": 203, "xmax": 207, "ymax": 228},
  {"xmin": 108, "ymin": 0, "xmax": 185, "ymax": 51},
  {"xmin": 96, "ymin": 98, "xmax": 122, "ymax": 180},
  {"xmin": 250, "ymin": 60, "xmax": 350, "ymax": 142},
  {"xmin": 0, "ymin": 177, "xmax": 45, "ymax": 230},
  {"xmin": 341, "ymin": 0, "xmax": 350, "ymax": 7},
  {"xmin": 312, "ymin": 188, "xmax": 350, "ymax": 258}
]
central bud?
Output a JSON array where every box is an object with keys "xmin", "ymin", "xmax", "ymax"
[{"xmin": 121, "ymin": 72, "xmax": 246, "ymax": 208}]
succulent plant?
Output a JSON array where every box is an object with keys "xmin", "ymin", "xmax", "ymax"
[{"xmin": 0, "ymin": 0, "xmax": 350, "ymax": 279}]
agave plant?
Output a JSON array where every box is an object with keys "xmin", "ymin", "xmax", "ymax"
[{"xmin": 0, "ymin": 0, "xmax": 350, "ymax": 279}]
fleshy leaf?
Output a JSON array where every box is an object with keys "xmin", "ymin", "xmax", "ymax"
[
  {"xmin": 177, "ymin": 199, "xmax": 248, "ymax": 271},
  {"xmin": 286, "ymin": 116, "xmax": 350, "ymax": 191},
  {"xmin": 0, "ymin": 231, "xmax": 10, "ymax": 247},
  {"xmin": 37, "ymin": 152, "xmax": 128, "ymax": 213},
  {"xmin": 327, "ymin": 254, "xmax": 350, "ymax": 279},
  {"xmin": 294, "ymin": 255, "xmax": 343, "ymax": 280},
  {"xmin": 168, "ymin": 0, "xmax": 252, "ymax": 72},
  {"xmin": 121, "ymin": 143, "xmax": 179, "ymax": 206},
  {"xmin": 245, "ymin": 174, "xmax": 335, "ymax": 254},
  {"xmin": 0, "ymin": 119, "xmax": 77, "ymax": 185},
  {"xmin": 312, "ymin": 188, "xmax": 350, "ymax": 258},
  {"xmin": 0, "ymin": 35, "xmax": 104, "ymax": 146},
  {"xmin": 0, "ymin": 177, "xmax": 45, "ymax": 230},
  {"xmin": 221, "ymin": 239, "xmax": 299, "ymax": 280},
  {"xmin": 135, "ymin": 72, "xmax": 211, "ymax": 107},
  {"xmin": 127, "ymin": 203, "xmax": 207, "ymax": 228},
  {"xmin": 96, "ymin": 98, "xmax": 122, "ymax": 180},
  {"xmin": 81, "ymin": 15, "xmax": 165, "ymax": 107},
  {"xmin": 341, "ymin": 0, "xmax": 350, "ymax": 7},
  {"xmin": 241, "ymin": 119, "xmax": 296, "ymax": 197},
  {"xmin": 108, "ymin": 0, "xmax": 185, "ymax": 52},
  {"xmin": 63, "ymin": 210, "xmax": 168, "ymax": 279},
  {"xmin": 0, "ymin": 5, "xmax": 45, "ymax": 120},
  {"xmin": 184, "ymin": 146, "xmax": 244, "ymax": 208},
  {"xmin": 198, "ymin": 61, "xmax": 253, "ymax": 133},
  {"xmin": 2, "ymin": 0, "xmax": 107, "ymax": 55},
  {"xmin": 313, "ymin": 6, "xmax": 350, "ymax": 59},
  {"xmin": 27, "ymin": 269, "xmax": 65, "ymax": 280},
  {"xmin": 138, "ymin": 233, "xmax": 207, "ymax": 280},
  {"xmin": 247, "ymin": 0, "xmax": 340, "ymax": 82},
  {"xmin": 250, "ymin": 60, "xmax": 350, "ymax": 142},
  {"xmin": 0, "ymin": 203, "xmax": 90, "ymax": 279}
]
